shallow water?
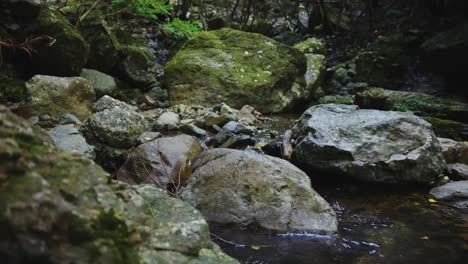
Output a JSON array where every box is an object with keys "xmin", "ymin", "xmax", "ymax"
[{"xmin": 211, "ymin": 185, "xmax": 468, "ymax": 264}]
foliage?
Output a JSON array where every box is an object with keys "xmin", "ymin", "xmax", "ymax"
[
  {"xmin": 392, "ymin": 97, "xmax": 443, "ymax": 113},
  {"xmin": 110, "ymin": 0, "xmax": 172, "ymax": 20},
  {"xmin": 161, "ymin": 18, "xmax": 201, "ymax": 40}
]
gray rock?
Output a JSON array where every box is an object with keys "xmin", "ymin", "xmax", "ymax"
[
  {"xmin": 81, "ymin": 96, "xmax": 147, "ymax": 170},
  {"xmin": 81, "ymin": 96, "xmax": 147, "ymax": 148},
  {"xmin": 154, "ymin": 112, "xmax": 180, "ymax": 130},
  {"xmin": 59, "ymin": 113, "xmax": 81, "ymax": 125},
  {"xmin": 48, "ymin": 124, "xmax": 95, "ymax": 159},
  {"xmin": 181, "ymin": 148, "xmax": 338, "ymax": 234},
  {"xmin": 446, "ymin": 163, "xmax": 468, "ymax": 180},
  {"xmin": 80, "ymin": 68, "xmax": 118, "ymax": 98},
  {"xmin": 222, "ymin": 121, "xmax": 256, "ymax": 135},
  {"xmin": 24, "ymin": 75, "xmax": 96, "ymax": 120},
  {"xmin": 137, "ymin": 131, "xmax": 162, "ymax": 144},
  {"xmin": 116, "ymin": 135, "xmax": 202, "ymax": 189},
  {"xmin": 182, "ymin": 123, "xmax": 208, "ymax": 138},
  {"xmin": 293, "ymin": 104, "xmax": 446, "ymax": 184},
  {"xmin": 438, "ymin": 137, "xmax": 468, "ymax": 165},
  {"xmin": 429, "ymin": 181, "xmax": 468, "ymax": 208}
]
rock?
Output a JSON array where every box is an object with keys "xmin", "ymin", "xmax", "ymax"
[
  {"xmin": 154, "ymin": 111, "xmax": 180, "ymax": 130},
  {"xmin": 0, "ymin": 105, "xmax": 237, "ymax": 263},
  {"xmin": 80, "ymin": 68, "xmax": 118, "ymax": 98},
  {"xmin": 116, "ymin": 135, "xmax": 202, "ymax": 190},
  {"xmin": 6, "ymin": 0, "xmax": 41, "ymax": 19},
  {"xmin": 355, "ymin": 87, "xmax": 468, "ymax": 123},
  {"xmin": 446, "ymin": 164, "xmax": 468, "ymax": 180},
  {"xmin": 319, "ymin": 95, "xmax": 355, "ymax": 105},
  {"xmin": 59, "ymin": 113, "xmax": 81, "ymax": 125},
  {"xmin": 204, "ymin": 112, "xmax": 233, "ymax": 127},
  {"xmin": 293, "ymin": 104, "xmax": 446, "ymax": 184},
  {"xmin": 222, "ymin": 121, "xmax": 256, "ymax": 135},
  {"xmin": 23, "ymin": 75, "xmax": 96, "ymax": 120},
  {"xmin": 0, "ymin": 77, "xmax": 27, "ymax": 103},
  {"xmin": 81, "ymin": 96, "xmax": 147, "ymax": 170},
  {"xmin": 294, "ymin": 37, "xmax": 326, "ymax": 54},
  {"xmin": 48, "ymin": 124, "xmax": 95, "ymax": 159},
  {"xmin": 137, "ymin": 131, "xmax": 162, "ymax": 144},
  {"xmin": 22, "ymin": 8, "xmax": 89, "ymax": 76},
  {"xmin": 181, "ymin": 123, "xmax": 208, "ymax": 138},
  {"xmin": 422, "ymin": 117, "xmax": 468, "ymax": 141},
  {"xmin": 429, "ymin": 181, "xmax": 468, "ymax": 208},
  {"xmin": 117, "ymin": 47, "xmax": 156, "ymax": 87},
  {"xmin": 165, "ymin": 28, "xmax": 309, "ymax": 113},
  {"xmin": 438, "ymin": 138, "xmax": 468, "ymax": 165},
  {"xmin": 237, "ymin": 105, "xmax": 257, "ymax": 125},
  {"xmin": 181, "ymin": 148, "xmax": 338, "ymax": 234},
  {"xmin": 304, "ymin": 53, "xmax": 326, "ymax": 92}
]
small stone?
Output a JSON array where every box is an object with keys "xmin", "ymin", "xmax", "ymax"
[
  {"xmin": 181, "ymin": 123, "xmax": 208, "ymax": 138},
  {"xmin": 154, "ymin": 112, "xmax": 180, "ymax": 131},
  {"xmin": 59, "ymin": 113, "xmax": 81, "ymax": 125},
  {"xmin": 137, "ymin": 131, "xmax": 162, "ymax": 144},
  {"xmin": 446, "ymin": 163, "xmax": 468, "ymax": 180}
]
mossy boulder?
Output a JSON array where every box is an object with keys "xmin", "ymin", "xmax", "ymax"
[
  {"xmin": 22, "ymin": 7, "xmax": 90, "ymax": 76},
  {"xmin": 0, "ymin": 77, "xmax": 27, "ymax": 103},
  {"xmin": 22, "ymin": 75, "xmax": 96, "ymax": 120},
  {"xmin": 422, "ymin": 117, "xmax": 468, "ymax": 141},
  {"xmin": 354, "ymin": 87, "xmax": 468, "ymax": 123},
  {"xmin": 0, "ymin": 104, "xmax": 238, "ymax": 264},
  {"xmin": 164, "ymin": 28, "xmax": 309, "ymax": 113}
]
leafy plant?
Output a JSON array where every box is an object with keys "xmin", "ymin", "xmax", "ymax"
[{"xmin": 161, "ymin": 18, "xmax": 201, "ymax": 40}]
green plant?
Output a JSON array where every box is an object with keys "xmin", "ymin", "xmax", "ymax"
[
  {"xmin": 161, "ymin": 18, "xmax": 201, "ymax": 40},
  {"xmin": 110, "ymin": 0, "xmax": 172, "ymax": 20}
]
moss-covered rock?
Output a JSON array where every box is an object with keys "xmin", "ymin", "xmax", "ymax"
[
  {"xmin": 21, "ymin": 75, "xmax": 96, "ymax": 120},
  {"xmin": 318, "ymin": 95, "xmax": 354, "ymax": 105},
  {"xmin": 0, "ymin": 104, "xmax": 238, "ymax": 264},
  {"xmin": 354, "ymin": 87, "xmax": 468, "ymax": 123},
  {"xmin": 422, "ymin": 117, "xmax": 468, "ymax": 141},
  {"xmin": 0, "ymin": 77, "xmax": 27, "ymax": 103},
  {"xmin": 294, "ymin": 38, "xmax": 326, "ymax": 55},
  {"xmin": 164, "ymin": 28, "xmax": 309, "ymax": 113},
  {"xmin": 21, "ymin": 7, "xmax": 90, "ymax": 76}
]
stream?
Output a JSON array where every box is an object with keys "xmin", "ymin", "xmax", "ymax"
[{"xmin": 212, "ymin": 185, "xmax": 468, "ymax": 264}]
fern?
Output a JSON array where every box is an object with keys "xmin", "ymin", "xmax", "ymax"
[{"xmin": 161, "ymin": 18, "xmax": 201, "ymax": 40}]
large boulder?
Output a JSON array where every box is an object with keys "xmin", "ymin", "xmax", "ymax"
[
  {"xmin": 180, "ymin": 148, "xmax": 338, "ymax": 234},
  {"xmin": 0, "ymin": 105, "xmax": 237, "ymax": 264},
  {"xmin": 22, "ymin": 7, "xmax": 90, "ymax": 76},
  {"xmin": 293, "ymin": 104, "xmax": 446, "ymax": 184},
  {"xmin": 116, "ymin": 134, "xmax": 202, "ymax": 190},
  {"xmin": 164, "ymin": 28, "xmax": 310, "ymax": 113},
  {"xmin": 22, "ymin": 75, "xmax": 96, "ymax": 120},
  {"xmin": 81, "ymin": 96, "xmax": 147, "ymax": 170}
]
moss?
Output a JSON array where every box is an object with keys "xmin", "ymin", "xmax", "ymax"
[
  {"xmin": 294, "ymin": 38, "xmax": 326, "ymax": 54},
  {"xmin": 89, "ymin": 210, "xmax": 140, "ymax": 264},
  {"xmin": 0, "ymin": 78, "xmax": 27, "ymax": 103},
  {"xmin": 422, "ymin": 116, "xmax": 468, "ymax": 141},
  {"xmin": 319, "ymin": 95, "xmax": 354, "ymax": 105}
]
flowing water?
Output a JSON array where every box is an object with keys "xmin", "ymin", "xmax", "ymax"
[{"xmin": 211, "ymin": 185, "xmax": 468, "ymax": 264}]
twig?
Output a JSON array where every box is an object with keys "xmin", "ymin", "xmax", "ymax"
[{"xmin": 210, "ymin": 232, "xmax": 271, "ymax": 248}]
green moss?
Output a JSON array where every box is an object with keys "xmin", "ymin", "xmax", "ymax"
[
  {"xmin": 90, "ymin": 210, "xmax": 140, "ymax": 264},
  {"xmin": 294, "ymin": 38, "xmax": 326, "ymax": 54},
  {"xmin": 319, "ymin": 95, "xmax": 354, "ymax": 105},
  {"xmin": 0, "ymin": 78, "xmax": 27, "ymax": 103},
  {"xmin": 422, "ymin": 116, "xmax": 468, "ymax": 141}
]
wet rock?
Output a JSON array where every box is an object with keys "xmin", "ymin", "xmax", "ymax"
[
  {"xmin": 165, "ymin": 28, "xmax": 309, "ymax": 113},
  {"xmin": 22, "ymin": 7, "xmax": 89, "ymax": 76},
  {"xmin": 23, "ymin": 75, "xmax": 96, "ymax": 120},
  {"xmin": 181, "ymin": 148, "xmax": 338, "ymax": 233},
  {"xmin": 355, "ymin": 87, "xmax": 468, "ymax": 123},
  {"xmin": 0, "ymin": 105, "xmax": 237, "ymax": 263},
  {"xmin": 446, "ymin": 164, "xmax": 468, "ymax": 180},
  {"xmin": 48, "ymin": 124, "xmax": 95, "ymax": 159},
  {"xmin": 429, "ymin": 181, "xmax": 468, "ymax": 208},
  {"xmin": 438, "ymin": 138, "xmax": 468, "ymax": 165},
  {"xmin": 81, "ymin": 96, "xmax": 147, "ymax": 170},
  {"xmin": 154, "ymin": 111, "xmax": 180, "ymax": 130},
  {"xmin": 116, "ymin": 135, "xmax": 202, "ymax": 190},
  {"xmin": 80, "ymin": 68, "xmax": 118, "ymax": 98},
  {"xmin": 204, "ymin": 112, "xmax": 234, "ymax": 127},
  {"xmin": 293, "ymin": 104, "xmax": 446, "ymax": 184}
]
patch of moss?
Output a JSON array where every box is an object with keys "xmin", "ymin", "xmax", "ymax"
[
  {"xmin": 422, "ymin": 116, "xmax": 468, "ymax": 141},
  {"xmin": 0, "ymin": 78, "xmax": 27, "ymax": 103}
]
